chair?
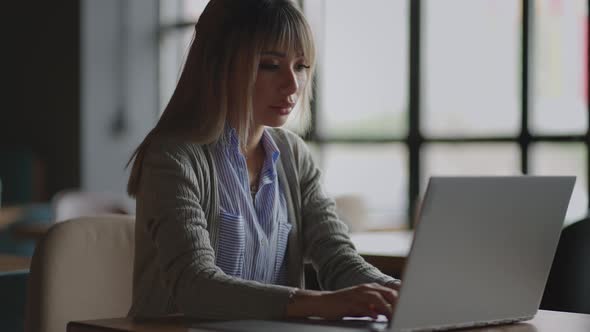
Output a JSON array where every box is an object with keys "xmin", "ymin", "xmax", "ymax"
[
  {"xmin": 541, "ymin": 216, "xmax": 590, "ymax": 314},
  {"xmin": 0, "ymin": 203, "xmax": 53, "ymax": 256},
  {"xmin": 25, "ymin": 215, "xmax": 135, "ymax": 332}
]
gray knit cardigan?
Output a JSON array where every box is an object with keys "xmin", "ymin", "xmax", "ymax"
[{"xmin": 128, "ymin": 128, "xmax": 397, "ymax": 320}]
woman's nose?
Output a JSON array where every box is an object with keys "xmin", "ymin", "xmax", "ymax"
[{"xmin": 279, "ymin": 68, "xmax": 299, "ymax": 95}]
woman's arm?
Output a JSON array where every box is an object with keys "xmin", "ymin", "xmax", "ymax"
[
  {"xmin": 137, "ymin": 140, "xmax": 294, "ymax": 320},
  {"xmin": 290, "ymin": 135, "xmax": 401, "ymax": 290}
]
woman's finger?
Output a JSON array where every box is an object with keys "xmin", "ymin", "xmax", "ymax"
[
  {"xmin": 364, "ymin": 290, "xmax": 394, "ymax": 320},
  {"xmin": 363, "ymin": 283, "xmax": 399, "ymax": 306}
]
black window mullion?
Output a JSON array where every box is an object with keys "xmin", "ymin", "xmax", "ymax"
[
  {"xmin": 587, "ymin": 0, "xmax": 590, "ymax": 212},
  {"xmin": 308, "ymin": 0, "xmax": 323, "ymax": 165},
  {"xmin": 408, "ymin": 0, "xmax": 422, "ymax": 227},
  {"xmin": 520, "ymin": 0, "xmax": 532, "ymax": 175},
  {"xmin": 305, "ymin": 74, "xmax": 319, "ymax": 142},
  {"xmin": 175, "ymin": 0, "xmax": 183, "ymax": 73}
]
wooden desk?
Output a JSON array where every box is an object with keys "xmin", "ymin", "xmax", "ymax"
[
  {"xmin": 67, "ymin": 310, "xmax": 590, "ymax": 332},
  {"xmin": 0, "ymin": 206, "xmax": 24, "ymax": 230},
  {"xmin": 0, "ymin": 254, "xmax": 31, "ymax": 273},
  {"xmin": 0, "ymin": 204, "xmax": 53, "ymax": 241},
  {"xmin": 351, "ymin": 230, "xmax": 413, "ymax": 277},
  {"xmin": 12, "ymin": 222, "xmax": 52, "ymax": 242},
  {"xmin": 304, "ymin": 231, "xmax": 411, "ymax": 288}
]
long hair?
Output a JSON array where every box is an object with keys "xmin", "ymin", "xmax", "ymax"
[{"xmin": 126, "ymin": 0, "xmax": 316, "ymax": 197}]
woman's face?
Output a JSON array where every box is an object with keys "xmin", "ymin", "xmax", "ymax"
[{"xmin": 252, "ymin": 50, "xmax": 310, "ymax": 128}]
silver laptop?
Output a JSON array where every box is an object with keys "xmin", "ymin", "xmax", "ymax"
[{"xmin": 191, "ymin": 176, "xmax": 575, "ymax": 332}]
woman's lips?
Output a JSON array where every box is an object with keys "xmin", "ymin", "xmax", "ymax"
[{"xmin": 270, "ymin": 104, "xmax": 294, "ymax": 115}]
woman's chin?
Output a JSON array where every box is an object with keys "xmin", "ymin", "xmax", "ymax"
[{"xmin": 260, "ymin": 117, "xmax": 290, "ymax": 128}]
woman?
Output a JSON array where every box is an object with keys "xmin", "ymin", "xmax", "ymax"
[{"xmin": 126, "ymin": 0, "xmax": 401, "ymax": 322}]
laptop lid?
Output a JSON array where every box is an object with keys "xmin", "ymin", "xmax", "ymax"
[{"xmin": 391, "ymin": 176, "xmax": 575, "ymax": 331}]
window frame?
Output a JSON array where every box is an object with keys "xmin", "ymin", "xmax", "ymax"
[{"xmin": 158, "ymin": 0, "xmax": 590, "ymax": 228}]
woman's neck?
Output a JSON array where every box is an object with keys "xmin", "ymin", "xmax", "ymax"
[
  {"xmin": 242, "ymin": 125, "xmax": 265, "ymax": 158},
  {"xmin": 242, "ymin": 125, "xmax": 266, "ymax": 189}
]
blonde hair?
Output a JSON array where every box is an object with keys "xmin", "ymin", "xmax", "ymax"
[{"xmin": 126, "ymin": 0, "xmax": 316, "ymax": 197}]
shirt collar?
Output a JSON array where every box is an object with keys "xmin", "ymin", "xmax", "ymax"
[
  {"xmin": 260, "ymin": 129, "xmax": 281, "ymax": 166},
  {"xmin": 220, "ymin": 125, "xmax": 281, "ymax": 165},
  {"xmin": 220, "ymin": 125, "xmax": 240, "ymax": 151}
]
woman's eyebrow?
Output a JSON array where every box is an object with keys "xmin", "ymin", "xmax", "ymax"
[
  {"xmin": 261, "ymin": 51, "xmax": 287, "ymax": 57},
  {"xmin": 261, "ymin": 51, "xmax": 305, "ymax": 58}
]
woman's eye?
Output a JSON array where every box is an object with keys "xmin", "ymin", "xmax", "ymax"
[
  {"xmin": 259, "ymin": 63, "xmax": 279, "ymax": 71},
  {"xmin": 259, "ymin": 62, "xmax": 310, "ymax": 72},
  {"xmin": 295, "ymin": 64, "xmax": 311, "ymax": 72}
]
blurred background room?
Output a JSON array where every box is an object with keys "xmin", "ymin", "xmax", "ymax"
[{"xmin": 1, "ymin": 0, "xmax": 588, "ymax": 331}]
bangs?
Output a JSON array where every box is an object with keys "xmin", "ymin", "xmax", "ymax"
[{"xmin": 256, "ymin": 3, "xmax": 315, "ymax": 63}]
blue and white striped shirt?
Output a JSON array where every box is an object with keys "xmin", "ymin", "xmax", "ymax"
[{"xmin": 212, "ymin": 127, "xmax": 291, "ymax": 285}]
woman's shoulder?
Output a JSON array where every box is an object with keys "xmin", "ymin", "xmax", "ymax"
[
  {"xmin": 144, "ymin": 134, "xmax": 211, "ymax": 167},
  {"xmin": 266, "ymin": 127, "xmax": 316, "ymax": 175},
  {"xmin": 266, "ymin": 127, "xmax": 307, "ymax": 151}
]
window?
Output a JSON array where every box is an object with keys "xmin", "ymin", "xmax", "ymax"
[
  {"xmin": 158, "ymin": 0, "xmax": 589, "ymax": 229},
  {"xmin": 304, "ymin": 0, "xmax": 409, "ymax": 229},
  {"xmin": 159, "ymin": 0, "xmax": 208, "ymax": 111},
  {"xmin": 532, "ymin": 0, "xmax": 587, "ymax": 134},
  {"xmin": 528, "ymin": 0, "xmax": 589, "ymax": 225}
]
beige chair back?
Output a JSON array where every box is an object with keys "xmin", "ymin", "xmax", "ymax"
[{"xmin": 25, "ymin": 215, "xmax": 135, "ymax": 332}]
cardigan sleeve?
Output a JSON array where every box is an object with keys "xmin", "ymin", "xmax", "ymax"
[
  {"xmin": 137, "ymin": 139, "xmax": 295, "ymax": 320},
  {"xmin": 289, "ymin": 134, "xmax": 400, "ymax": 290}
]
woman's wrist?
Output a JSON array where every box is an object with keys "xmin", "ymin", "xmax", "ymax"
[
  {"xmin": 285, "ymin": 288, "xmax": 326, "ymax": 318},
  {"xmin": 385, "ymin": 278, "xmax": 402, "ymax": 291}
]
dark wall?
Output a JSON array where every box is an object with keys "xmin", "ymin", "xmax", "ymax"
[{"xmin": 2, "ymin": 1, "xmax": 80, "ymax": 202}]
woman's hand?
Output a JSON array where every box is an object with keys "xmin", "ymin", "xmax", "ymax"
[{"xmin": 286, "ymin": 283, "xmax": 399, "ymax": 321}]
